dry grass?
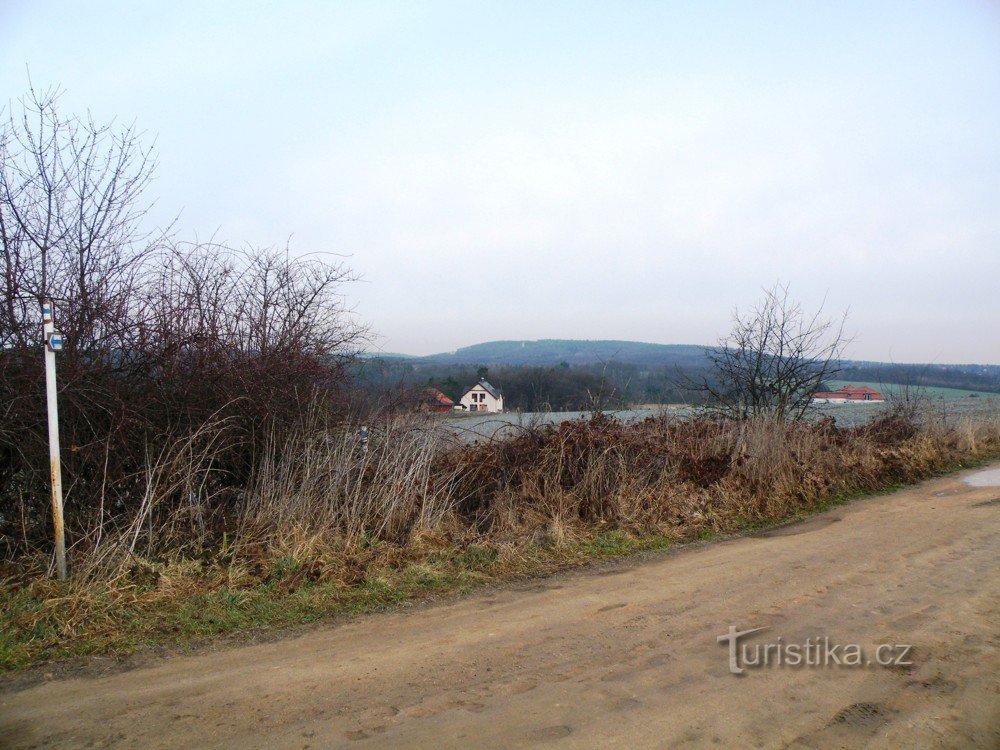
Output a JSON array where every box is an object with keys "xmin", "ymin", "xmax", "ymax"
[{"xmin": 3, "ymin": 405, "xmax": 999, "ymax": 670}]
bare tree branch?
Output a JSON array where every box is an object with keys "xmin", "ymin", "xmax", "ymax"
[{"xmin": 692, "ymin": 283, "xmax": 851, "ymax": 422}]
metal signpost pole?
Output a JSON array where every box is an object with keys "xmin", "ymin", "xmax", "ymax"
[{"xmin": 42, "ymin": 300, "xmax": 67, "ymax": 580}]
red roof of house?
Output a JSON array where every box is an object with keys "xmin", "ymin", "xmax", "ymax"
[
  {"xmin": 812, "ymin": 385, "xmax": 885, "ymax": 400},
  {"xmin": 423, "ymin": 388, "xmax": 455, "ymax": 406}
]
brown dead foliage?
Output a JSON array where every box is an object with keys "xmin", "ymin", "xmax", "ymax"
[
  {"xmin": 440, "ymin": 409, "xmax": 1000, "ymax": 542},
  {"xmin": 4, "ymin": 408, "xmax": 999, "ymax": 612}
]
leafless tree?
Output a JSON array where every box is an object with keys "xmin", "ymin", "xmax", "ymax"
[
  {"xmin": 695, "ymin": 283, "xmax": 850, "ymax": 422},
  {"xmin": 1, "ymin": 85, "xmax": 367, "ymax": 558},
  {"xmin": 138, "ymin": 242, "xmax": 366, "ymax": 426},
  {"xmin": 0, "ymin": 84, "xmax": 161, "ymax": 353}
]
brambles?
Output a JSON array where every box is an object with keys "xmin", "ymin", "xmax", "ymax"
[{"xmin": 2, "ymin": 404, "xmax": 998, "ymax": 669}]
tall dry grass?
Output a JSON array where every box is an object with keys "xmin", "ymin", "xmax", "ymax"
[
  {"xmin": 13, "ymin": 405, "xmax": 1000, "ymax": 580},
  {"xmin": 442, "ymin": 408, "xmax": 1000, "ymax": 542},
  {"xmin": 236, "ymin": 409, "xmax": 466, "ymax": 560},
  {"xmin": 3, "ymin": 403, "xmax": 999, "ymax": 660}
]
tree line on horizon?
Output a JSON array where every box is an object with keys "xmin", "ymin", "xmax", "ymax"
[
  {"xmin": 353, "ymin": 359, "xmax": 706, "ymax": 411},
  {"xmin": 354, "ymin": 356, "xmax": 1000, "ymax": 413}
]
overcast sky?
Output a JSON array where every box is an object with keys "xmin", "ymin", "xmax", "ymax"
[{"xmin": 2, "ymin": 1, "xmax": 998, "ymax": 362}]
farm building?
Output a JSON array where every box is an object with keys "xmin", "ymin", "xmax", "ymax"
[
  {"xmin": 459, "ymin": 379, "xmax": 504, "ymax": 413},
  {"xmin": 811, "ymin": 385, "xmax": 885, "ymax": 403},
  {"xmin": 418, "ymin": 388, "xmax": 456, "ymax": 413}
]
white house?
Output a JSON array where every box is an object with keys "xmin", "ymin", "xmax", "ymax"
[{"xmin": 459, "ymin": 379, "xmax": 504, "ymax": 413}]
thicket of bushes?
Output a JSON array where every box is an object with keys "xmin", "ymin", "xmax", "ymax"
[
  {"xmin": 2, "ymin": 403, "xmax": 998, "ymax": 667},
  {"xmin": 239, "ymin": 407, "xmax": 1000, "ymax": 559},
  {"xmin": 1, "ymin": 88, "xmax": 365, "ymax": 559},
  {"xmin": 5, "ymin": 405, "xmax": 996, "ymax": 580}
]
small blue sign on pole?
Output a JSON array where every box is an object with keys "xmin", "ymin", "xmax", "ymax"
[{"xmin": 41, "ymin": 300, "xmax": 66, "ymax": 579}]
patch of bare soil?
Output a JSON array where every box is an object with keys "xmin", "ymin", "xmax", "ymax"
[{"xmin": 2, "ymin": 465, "xmax": 998, "ymax": 749}]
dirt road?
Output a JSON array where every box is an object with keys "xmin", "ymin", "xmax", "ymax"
[{"xmin": 2, "ymin": 466, "xmax": 998, "ymax": 749}]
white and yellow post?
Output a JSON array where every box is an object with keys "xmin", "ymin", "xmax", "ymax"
[{"xmin": 42, "ymin": 300, "xmax": 67, "ymax": 580}]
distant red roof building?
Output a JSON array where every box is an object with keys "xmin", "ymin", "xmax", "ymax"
[
  {"xmin": 811, "ymin": 385, "xmax": 885, "ymax": 402},
  {"xmin": 419, "ymin": 388, "xmax": 456, "ymax": 413}
]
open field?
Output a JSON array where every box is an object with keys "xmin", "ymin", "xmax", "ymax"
[
  {"xmin": 812, "ymin": 396, "xmax": 999, "ymax": 428},
  {"xmin": 825, "ymin": 380, "xmax": 997, "ymax": 400},
  {"xmin": 2, "ymin": 466, "xmax": 997, "ymax": 749},
  {"xmin": 444, "ymin": 395, "xmax": 1000, "ymax": 439}
]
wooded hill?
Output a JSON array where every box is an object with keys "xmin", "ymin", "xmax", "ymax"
[{"xmin": 413, "ymin": 340, "xmax": 709, "ymax": 368}]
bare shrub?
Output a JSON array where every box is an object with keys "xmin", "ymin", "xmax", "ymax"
[
  {"xmin": 694, "ymin": 283, "xmax": 849, "ymax": 422},
  {"xmin": 1, "ymin": 88, "xmax": 366, "ymax": 560},
  {"xmin": 443, "ymin": 408, "xmax": 1000, "ymax": 543}
]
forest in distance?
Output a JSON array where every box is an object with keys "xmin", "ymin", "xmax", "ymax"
[{"xmin": 354, "ymin": 340, "xmax": 1000, "ymax": 412}]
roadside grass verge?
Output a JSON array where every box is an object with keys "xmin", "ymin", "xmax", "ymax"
[
  {"xmin": 2, "ymin": 407, "xmax": 999, "ymax": 672},
  {"xmin": 0, "ymin": 531, "xmax": 675, "ymax": 671}
]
